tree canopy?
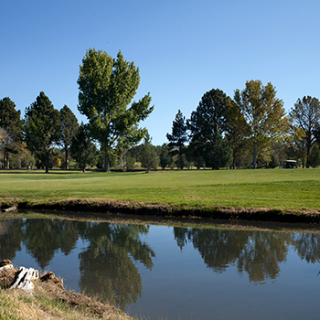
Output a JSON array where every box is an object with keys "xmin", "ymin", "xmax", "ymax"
[
  {"xmin": 24, "ymin": 92, "xmax": 61, "ymax": 173},
  {"xmin": 234, "ymin": 80, "xmax": 288, "ymax": 169},
  {"xmin": 77, "ymin": 49, "xmax": 154, "ymax": 171},
  {"xmin": 0, "ymin": 97, "xmax": 24, "ymax": 169},
  {"xmin": 166, "ymin": 110, "xmax": 188, "ymax": 169},
  {"xmin": 60, "ymin": 105, "xmax": 79, "ymax": 169},
  {"xmin": 70, "ymin": 123, "xmax": 98, "ymax": 172},
  {"xmin": 290, "ymin": 96, "xmax": 320, "ymax": 167}
]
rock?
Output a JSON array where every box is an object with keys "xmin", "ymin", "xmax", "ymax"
[
  {"xmin": 2, "ymin": 206, "xmax": 18, "ymax": 213},
  {"xmin": 10, "ymin": 266, "xmax": 39, "ymax": 293}
]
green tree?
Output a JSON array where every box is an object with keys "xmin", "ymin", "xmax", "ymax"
[
  {"xmin": 159, "ymin": 143, "xmax": 172, "ymax": 169},
  {"xmin": 289, "ymin": 96, "xmax": 320, "ymax": 167},
  {"xmin": 0, "ymin": 97, "xmax": 24, "ymax": 169},
  {"xmin": 203, "ymin": 128, "xmax": 233, "ymax": 169},
  {"xmin": 225, "ymin": 99, "xmax": 250, "ymax": 169},
  {"xmin": 70, "ymin": 123, "xmax": 98, "ymax": 172},
  {"xmin": 187, "ymin": 89, "xmax": 230, "ymax": 166},
  {"xmin": 140, "ymin": 134, "xmax": 159, "ymax": 172},
  {"xmin": 166, "ymin": 110, "xmax": 188, "ymax": 169},
  {"xmin": 269, "ymin": 155, "xmax": 280, "ymax": 168},
  {"xmin": 307, "ymin": 145, "xmax": 320, "ymax": 168},
  {"xmin": 77, "ymin": 49, "xmax": 154, "ymax": 172},
  {"xmin": 234, "ymin": 80, "xmax": 288, "ymax": 169},
  {"xmin": 60, "ymin": 105, "xmax": 79, "ymax": 169},
  {"xmin": 125, "ymin": 152, "xmax": 136, "ymax": 170},
  {"xmin": 24, "ymin": 92, "xmax": 61, "ymax": 173}
]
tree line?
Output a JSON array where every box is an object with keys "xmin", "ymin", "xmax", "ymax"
[
  {"xmin": 1, "ymin": 49, "xmax": 320, "ymax": 171},
  {"xmin": 165, "ymin": 82, "xmax": 320, "ymax": 169}
]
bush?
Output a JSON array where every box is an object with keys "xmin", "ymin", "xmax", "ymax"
[{"xmin": 269, "ymin": 155, "xmax": 279, "ymax": 168}]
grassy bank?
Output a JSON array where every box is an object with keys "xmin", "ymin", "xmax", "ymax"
[
  {"xmin": 0, "ymin": 262, "xmax": 132, "ymax": 320},
  {"xmin": 0, "ymin": 169, "xmax": 319, "ymax": 211}
]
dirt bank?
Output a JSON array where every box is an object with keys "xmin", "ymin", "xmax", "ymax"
[
  {"xmin": 1, "ymin": 199, "xmax": 320, "ymax": 224},
  {"xmin": 0, "ymin": 260, "xmax": 132, "ymax": 320}
]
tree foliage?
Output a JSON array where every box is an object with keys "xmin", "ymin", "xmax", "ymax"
[
  {"xmin": 307, "ymin": 145, "xmax": 320, "ymax": 168},
  {"xmin": 140, "ymin": 134, "xmax": 159, "ymax": 172},
  {"xmin": 159, "ymin": 143, "xmax": 172, "ymax": 169},
  {"xmin": 70, "ymin": 123, "xmax": 98, "ymax": 172},
  {"xmin": 0, "ymin": 97, "xmax": 24, "ymax": 169},
  {"xmin": 225, "ymin": 99, "xmax": 250, "ymax": 169},
  {"xmin": 187, "ymin": 89, "xmax": 230, "ymax": 168},
  {"xmin": 77, "ymin": 49, "xmax": 154, "ymax": 172},
  {"xmin": 166, "ymin": 110, "xmax": 188, "ymax": 169},
  {"xmin": 234, "ymin": 80, "xmax": 288, "ymax": 169},
  {"xmin": 203, "ymin": 129, "xmax": 233, "ymax": 169},
  {"xmin": 24, "ymin": 92, "xmax": 61, "ymax": 173},
  {"xmin": 290, "ymin": 96, "xmax": 320, "ymax": 167},
  {"xmin": 60, "ymin": 105, "xmax": 79, "ymax": 169},
  {"xmin": 188, "ymin": 89, "xmax": 230, "ymax": 145}
]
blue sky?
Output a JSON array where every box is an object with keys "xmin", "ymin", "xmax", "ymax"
[{"xmin": 1, "ymin": 0, "xmax": 320, "ymax": 145}]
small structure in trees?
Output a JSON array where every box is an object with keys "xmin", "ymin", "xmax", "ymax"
[{"xmin": 279, "ymin": 160, "xmax": 297, "ymax": 169}]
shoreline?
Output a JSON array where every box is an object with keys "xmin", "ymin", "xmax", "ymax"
[
  {"xmin": 1, "ymin": 198, "xmax": 320, "ymax": 225},
  {"xmin": 0, "ymin": 260, "xmax": 133, "ymax": 320}
]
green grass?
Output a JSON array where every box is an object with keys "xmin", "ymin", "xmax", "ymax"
[{"xmin": 0, "ymin": 168, "xmax": 320, "ymax": 210}]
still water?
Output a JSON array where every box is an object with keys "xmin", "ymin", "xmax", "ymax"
[{"xmin": 0, "ymin": 218, "xmax": 320, "ymax": 319}]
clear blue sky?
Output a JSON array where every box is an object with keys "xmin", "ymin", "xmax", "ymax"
[{"xmin": 1, "ymin": 0, "xmax": 320, "ymax": 146}]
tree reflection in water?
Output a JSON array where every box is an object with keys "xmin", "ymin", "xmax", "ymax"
[
  {"xmin": 2, "ymin": 218, "xmax": 320, "ymax": 310},
  {"xmin": 78, "ymin": 223, "xmax": 155, "ymax": 310},
  {"xmin": 174, "ymin": 227, "xmax": 292, "ymax": 282},
  {"xmin": 0, "ymin": 219, "xmax": 24, "ymax": 261}
]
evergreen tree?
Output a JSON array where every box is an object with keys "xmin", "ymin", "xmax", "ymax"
[
  {"xmin": 166, "ymin": 110, "xmax": 188, "ymax": 169},
  {"xmin": 307, "ymin": 145, "xmax": 320, "ymax": 168},
  {"xmin": 24, "ymin": 92, "xmax": 61, "ymax": 173},
  {"xmin": 187, "ymin": 89, "xmax": 230, "ymax": 166},
  {"xmin": 0, "ymin": 97, "xmax": 24, "ymax": 169},
  {"xmin": 140, "ymin": 134, "xmax": 159, "ymax": 172},
  {"xmin": 60, "ymin": 105, "xmax": 79, "ymax": 169},
  {"xmin": 203, "ymin": 129, "xmax": 233, "ymax": 169},
  {"xmin": 159, "ymin": 143, "xmax": 172, "ymax": 169},
  {"xmin": 269, "ymin": 155, "xmax": 280, "ymax": 168},
  {"xmin": 70, "ymin": 123, "xmax": 98, "ymax": 172}
]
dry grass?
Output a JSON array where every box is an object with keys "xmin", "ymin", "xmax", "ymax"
[{"xmin": 0, "ymin": 264, "xmax": 133, "ymax": 320}]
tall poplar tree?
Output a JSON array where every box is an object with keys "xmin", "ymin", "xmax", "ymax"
[
  {"xmin": 166, "ymin": 110, "xmax": 188, "ymax": 169},
  {"xmin": 77, "ymin": 49, "xmax": 154, "ymax": 172},
  {"xmin": 24, "ymin": 92, "xmax": 61, "ymax": 173},
  {"xmin": 234, "ymin": 80, "xmax": 288, "ymax": 169}
]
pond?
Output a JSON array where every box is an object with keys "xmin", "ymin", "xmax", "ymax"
[{"xmin": 0, "ymin": 218, "xmax": 320, "ymax": 319}]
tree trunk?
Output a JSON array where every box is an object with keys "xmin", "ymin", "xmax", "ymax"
[
  {"xmin": 179, "ymin": 145, "xmax": 183, "ymax": 170},
  {"xmin": 83, "ymin": 162, "xmax": 86, "ymax": 173},
  {"xmin": 104, "ymin": 143, "xmax": 110, "ymax": 172},
  {"xmin": 45, "ymin": 154, "xmax": 49, "ymax": 173},
  {"xmin": 65, "ymin": 148, "xmax": 69, "ymax": 170},
  {"xmin": 4, "ymin": 152, "xmax": 9, "ymax": 169},
  {"xmin": 253, "ymin": 144, "xmax": 257, "ymax": 169}
]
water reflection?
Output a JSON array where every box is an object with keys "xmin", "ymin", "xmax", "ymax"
[
  {"xmin": 78, "ymin": 223, "xmax": 155, "ymax": 310},
  {"xmin": 0, "ymin": 219, "xmax": 155, "ymax": 310},
  {"xmin": 1, "ymin": 218, "xmax": 320, "ymax": 312},
  {"xmin": 174, "ymin": 227, "xmax": 299, "ymax": 282}
]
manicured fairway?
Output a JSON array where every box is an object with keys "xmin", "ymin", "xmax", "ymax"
[{"xmin": 0, "ymin": 169, "xmax": 319, "ymax": 210}]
